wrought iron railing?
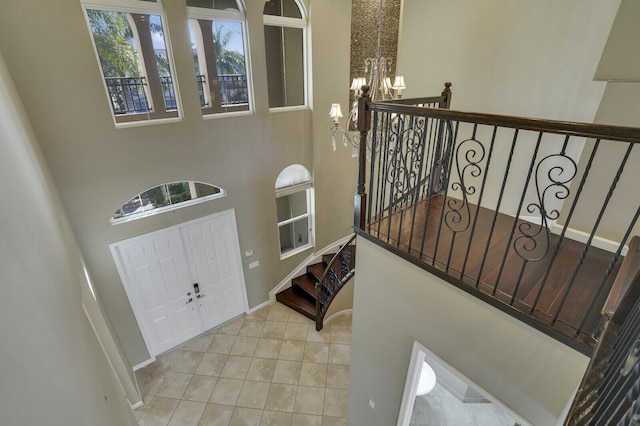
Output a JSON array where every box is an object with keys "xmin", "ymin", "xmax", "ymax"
[
  {"xmin": 104, "ymin": 74, "xmax": 248, "ymax": 115},
  {"xmin": 564, "ymin": 270, "xmax": 640, "ymax": 425},
  {"xmin": 315, "ymin": 235, "xmax": 356, "ymax": 331},
  {"xmin": 354, "ymin": 84, "xmax": 640, "ymax": 350}
]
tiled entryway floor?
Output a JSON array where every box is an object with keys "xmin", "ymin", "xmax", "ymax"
[{"xmin": 134, "ymin": 303, "xmax": 351, "ymax": 426}]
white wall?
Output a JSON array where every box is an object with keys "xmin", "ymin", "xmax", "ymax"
[
  {"xmin": 347, "ymin": 238, "xmax": 588, "ymax": 426},
  {"xmin": 0, "ymin": 0, "xmax": 356, "ymax": 365},
  {"xmin": 0, "ymin": 52, "xmax": 136, "ymax": 426}
]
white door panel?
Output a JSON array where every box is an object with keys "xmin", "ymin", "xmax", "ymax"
[{"xmin": 111, "ymin": 209, "xmax": 248, "ymax": 357}]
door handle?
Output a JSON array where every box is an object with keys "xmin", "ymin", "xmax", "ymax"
[{"xmin": 186, "ymin": 297, "xmax": 193, "ymax": 304}]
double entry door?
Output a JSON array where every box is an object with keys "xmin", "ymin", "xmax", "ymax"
[{"xmin": 111, "ymin": 210, "xmax": 247, "ymax": 357}]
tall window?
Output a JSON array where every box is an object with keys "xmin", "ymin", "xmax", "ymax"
[
  {"xmin": 83, "ymin": 1, "xmax": 181, "ymax": 125},
  {"xmin": 263, "ymin": 0, "xmax": 306, "ymax": 109},
  {"xmin": 276, "ymin": 165, "xmax": 313, "ymax": 257},
  {"xmin": 187, "ymin": 0, "xmax": 251, "ymax": 115}
]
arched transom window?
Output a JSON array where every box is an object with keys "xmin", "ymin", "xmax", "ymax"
[{"xmin": 111, "ymin": 181, "xmax": 226, "ymax": 224}]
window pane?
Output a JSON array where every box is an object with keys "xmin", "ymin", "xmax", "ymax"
[
  {"xmin": 264, "ymin": 25, "xmax": 304, "ymax": 108},
  {"xmin": 264, "ymin": 0, "xmax": 302, "ymax": 18},
  {"xmin": 189, "ymin": 18, "xmax": 249, "ymax": 113},
  {"xmin": 140, "ymin": 185, "xmax": 170, "ymax": 209},
  {"xmin": 276, "ymin": 195, "xmax": 291, "ymax": 223},
  {"xmin": 194, "ymin": 182, "xmax": 221, "ymax": 197},
  {"xmin": 278, "ymin": 217, "xmax": 308, "ymax": 254},
  {"xmin": 187, "ymin": 0, "xmax": 239, "ymax": 11},
  {"xmin": 289, "ymin": 191, "xmax": 307, "ymax": 217},
  {"xmin": 167, "ymin": 182, "xmax": 192, "ymax": 203},
  {"xmin": 86, "ymin": 8, "xmax": 179, "ymax": 122}
]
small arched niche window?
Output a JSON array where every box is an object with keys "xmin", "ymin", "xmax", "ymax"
[
  {"xmin": 111, "ymin": 181, "xmax": 226, "ymax": 224},
  {"xmin": 263, "ymin": 0, "xmax": 307, "ymax": 109},
  {"xmin": 275, "ymin": 165, "xmax": 313, "ymax": 258}
]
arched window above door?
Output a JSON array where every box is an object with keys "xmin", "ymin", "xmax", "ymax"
[{"xmin": 111, "ymin": 181, "xmax": 226, "ymax": 224}]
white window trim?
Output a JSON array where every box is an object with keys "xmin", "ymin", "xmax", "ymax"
[
  {"xmin": 276, "ymin": 183, "xmax": 314, "ymax": 259},
  {"xmin": 82, "ymin": 0, "xmax": 184, "ymax": 128},
  {"xmin": 187, "ymin": 1, "xmax": 255, "ymax": 117},
  {"xmin": 263, "ymin": 0, "xmax": 309, "ymax": 110}
]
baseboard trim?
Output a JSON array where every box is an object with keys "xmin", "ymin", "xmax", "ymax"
[
  {"xmin": 130, "ymin": 400, "xmax": 143, "ymax": 410},
  {"xmin": 133, "ymin": 356, "xmax": 156, "ymax": 371},
  {"xmin": 551, "ymin": 224, "xmax": 628, "ymax": 256},
  {"xmin": 268, "ymin": 234, "xmax": 355, "ymax": 301},
  {"xmin": 247, "ymin": 300, "xmax": 272, "ymax": 314}
]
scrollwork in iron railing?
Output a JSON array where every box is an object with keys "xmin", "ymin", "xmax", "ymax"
[
  {"xmin": 315, "ymin": 236, "xmax": 356, "ymax": 330},
  {"xmin": 445, "ymin": 138, "xmax": 485, "ymax": 233},
  {"xmin": 514, "ymin": 153, "xmax": 577, "ymax": 262},
  {"xmin": 385, "ymin": 113, "xmax": 427, "ymax": 211}
]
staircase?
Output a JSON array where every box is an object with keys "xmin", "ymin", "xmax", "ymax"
[{"xmin": 276, "ymin": 237, "xmax": 356, "ymax": 330}]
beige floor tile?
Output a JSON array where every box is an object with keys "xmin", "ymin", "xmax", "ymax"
[
  {"xmin": 260, "ymin": 410, "xmax": 293, "ymax": 426},
  {"xmin": 260, "ymin": 411, "xmax": 292, "ymax": 426},
  {"xmin": 238, "ymin": 320, "xmax": 265, "ymax": 337},
  {"xmin": 303, "ymin": 342, "xmax": 329, "ymax": 364},
  {"xmin": 139, "ymin": 396, "xmax": 180, "ymax": 426},
  {"xmin": 299, "ymin": 362, "xmax": 327, "ymax": 387},
  {"xmin": 221, "ymin": 356, "xmax": 252, "ymax": 379},
  {"xmin": 329, "ymin": 328, "xmax": 351, "ymax": 344},
  {"xmin": 272, "ymin": 360, "xmax": 302, "ymax": 385},
  {"xmin": 322, "ymin": 416, "xmax": 347, "ymax": 426},
  {"xmin": 283, "ymin": 323, "xmax": 308, "ymax": 341},
  {"xmin": 236, "ymin": 381, "xmax": 271, "ymax": 409},
  {"xmin": 210, "ymin": 378, "xmax": 244, "ymax": 406},
  {"xmin": 182, "ymin": 334, "xmax": 214, "ymax": 352},
  {"xmin": 137, "ymin": 368, "xmax": 169, "ymax": 396},
  {"xmin": 216, "ymin": 317, "xmax": 245, "ymax": 336},
  {"xmin": 260, "ymin": 321, "xmax": 286, "ymax": 339},
  {"xmin": 195, "ymin": 353, "xmax": 227, "ymax": 376},
  {"xmin": 291, "ymin": 413, "xmax": 323, "ymax": 426},
  {"xmin": 327, "ymin": 344, "xmax": 351, "ymax": 365},
  {"xmin": 134, "ymin": 394, "xmax": 154, "ymax": 421},
  {"xmin": 156, "ymin": 371, "xmax": 193, "ymax": 399},
  {"xmin": 245, "ymin": 305, "xmax": 271, "ymax": 321},
  {"xmin": 246, "ymin": 358, "xmax": 277, "ymax": 382},
  {"xmin": 264, "ymin": 383, "xmax": 297, "ymax": 412},
  {"xmin": 208, "ymin": 334, "xmax": 237, "ymax": 355},
  {"xmin": 326, "ymin": 365, "xmax": 350, "ymax": 390},
  {"xmin": 230, "ymin": 336, "xmax": 259, "ymax": 357},
  {"xmin": 306, "ymin": 325, "xmax": 331, "ymax": 343},
  {"xmin": 182, "ymin": 375, "xmax": 217, "ymax": 402},
  {"xmin": 287, "ymin": 311, "xmax": 313, "ymax": 324},
  {"xmin": 323, "ymin": 389, "xmax": 348, "ymax": 417},
  {"xmin": 163, "ymin": 350, "xmax": 205, "ymax": 374},
  {"xmin": 254, "ymin": 338, "xmax": 282, "ymax": 359},
  {"xmin": 294, "ymin": 386, "xmax": 325, "ymax": 416},
  {"xmin": 278, "ymin": 340, "xmax": 305, "ymax": 361},
  {"xmin": 266, "ymin": 304, "xmax": 290, "ymax": 321},
  {"xmin": 168, "ymin": 400, "xmax": 206, "ymax": 425},
  {"xmin": 199, "ymin": 403, "xmax": 234, "ymax": 426},
  {"xmin": 229, "ymin": 407, "xmax": 263, "ymax": 426}
]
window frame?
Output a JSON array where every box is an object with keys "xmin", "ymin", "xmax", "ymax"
[
  {"xmin": 263, "ymin": 0, "xmax": 309, "ymax": 111},
  {"xmin": 187, "ymin": 1, "xmax": 254, "ymax": 117},
  {"xmin": 276, "ymin": 181, "xmax": 314, "ymax": 259},
  {"xmin": 82, "ymin": 0, "xmax": 184, "ymax": 128}
]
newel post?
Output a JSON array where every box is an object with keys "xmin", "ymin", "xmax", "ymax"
[
  {"xmin": 354, "ymin": 86, "xmax": 371, "ymax": 230},
  {"xmin": 441, "ymin": 82, "xmax": 452, "ymax": 109}
]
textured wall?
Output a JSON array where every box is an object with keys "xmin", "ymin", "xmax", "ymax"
[{"xmin": 350, "ymin": 0, "xmax": 401, "ymax": 95}]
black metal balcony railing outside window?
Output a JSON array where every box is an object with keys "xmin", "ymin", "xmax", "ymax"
[{"xmin": 105, "ymin": 74, "xmax": 248, "ymax": 115}]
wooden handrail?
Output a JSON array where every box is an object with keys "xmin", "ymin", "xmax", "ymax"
[{"xmin": 368, "ymin": 103, "xmax": 640, "ymax": 143}]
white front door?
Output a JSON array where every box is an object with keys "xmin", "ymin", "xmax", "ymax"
[
  {"xmin": 181, "ymin": 213, "xmax": 245, "ymax": 330},
  {"xmin": 111, "ymin": 209, "xmax": 248, "ymax": 357}
]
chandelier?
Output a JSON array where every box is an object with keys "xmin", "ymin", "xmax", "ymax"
[{"xmin": 330, "ymin": 0, "xmax": 406, "ymax": 157}]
